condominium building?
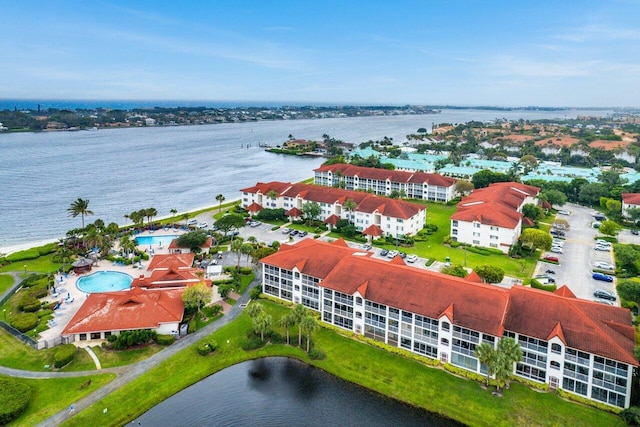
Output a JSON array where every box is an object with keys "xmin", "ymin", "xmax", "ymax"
[
  {"xmin": 260, "ymin": 239, "xmax": 637, "ymax": 408},
  {"xmin": 240, "ymin": 182, "xmax": 426, "ymax": 238},
  {"xmin": 314, "ymin": 164, "xmax": 457, "ymax": 202},
  {"xmin": 622, "ymin": 193, "xmax": 640, "ymax": 219},
  {"xmin": 450, "ymin": 182, "xmax": 540, "ymax": 253}
]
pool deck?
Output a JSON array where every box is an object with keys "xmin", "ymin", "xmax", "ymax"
[{"xmin": 37, "ymin": 229, "xmax": 185, "ymax": 345}]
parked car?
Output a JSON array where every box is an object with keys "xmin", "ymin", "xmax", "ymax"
[
  {"xmin": 379, "ymin": 249, "xmax": 389, "ymax": 257},
  {"xmin": 187, "ymin": 219, "xmax": 198, "ymax": 225},
  {"xmin": 362, "ymin": 244, "xmax": 372, "ymax": 251},
  {"xmin": 387, "ymin": 250, "xmax": 399, "ymax": 258},
  {"xmin": 593, "ymin": 288, "xmax": 616, "ymax": 300},
  {"xmin": 406, "ymin": 254, "xmax": 418, "ymax": 263},
  {"xmin": 592, "ymin": 222, "xmax": 601, "ymax": 229},
  {"xmin": 595, "ymin": 239, "xmax": 611, "ymax": 246},
  {"xmin": 196, "ymin": 222, "xmax": 208, "ymax": 229},
  {"xmin": 550, "ymin": 230, "xmax": 565, "ymax": 237},
  {"xmin": 399, "ymin": 252, "xmax": 407, "ymax": 259},
  {"xmin": 543, "ymin": 255, "xmax": 559, "ymax": 263},
  {"xmin": 545, "ymin": 269, "xmax": 556, "ymax": 274},
  {"xmin": 595, "ymin": 299, "xmax": 614, "ymax": 306},
  {"xmin": 281, "ymin": 228, "xmax": 290, "ymax": 234},
  {"xmin": 594, "ymin": 245, "xmax": 610, "ymax": 252},
  {"xmin": 289, "ymin": 229, "xmax": 299, "ymax": 236},
  {"xmin": 249, "ymin": 221, "xmax": 261, "ymax": 227},
  {"xmin": 592, "ymin": 273, "xmax": 614, "ymax": 283},
  {"xmin": 557, "ymin": 210, "xmax": 571, "ymax": 215},
  {"xmin": 632, "ymin": 229, "xmax": 639, "ymax": 235},
  {"xmin": 594, "ymin": 261, "xmax": 615, "ymax": 270},
  {"xmin": 536, "ymin": 277, "xmax": 555, "ymax": 285},
  {"xmin": 299, "ymin": 231, "xmax": 309, "ymax": 237},
  {"xmin": 593, "ymin": 214, "xmax": 607, "ymax": 221},
  {"xmin": 552, "ymin": 240, "xmax": 564, "ymax": 246},
  {"xmin": 550, "ymin": 247, "xmax": 563, "ymax": 254}
]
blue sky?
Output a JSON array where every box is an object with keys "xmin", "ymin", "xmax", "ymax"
[{"xmin": 1, "ymin": 1, "xmax": 639, "ymax": 107}]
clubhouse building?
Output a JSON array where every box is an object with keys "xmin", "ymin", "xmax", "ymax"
[
  {"xmin": 260, "ymin": 239, "xmax": 637, "ymax": 408},
  {"xmin": 240, "ymin": 182, "xmax": 426, "ymax": 238},
  {"xmin": 314, "ymin": 163, "xmax": 457, "ymax": 202}
]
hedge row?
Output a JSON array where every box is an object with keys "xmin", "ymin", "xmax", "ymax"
[
  {"xmin": 529, "ymin": 279, "xmax": 557, "ymax": 292},
  {"xmin": 6, "ymin": 243, "xmax": 57, "ymax": 262},
  {"xmin": 0, "ymin": 378, "xmax": 32, "ymax": 425},
  {"xmin": 155, "ymin": 334, "xmax": 175, "ymax": 346},
  {"xmin": 54, "ymin": 344, "xmax": 77, "ymax": 368},
  {"xmin": 10, "ymin": 313, "xmax": 38, "ymax": 332}
]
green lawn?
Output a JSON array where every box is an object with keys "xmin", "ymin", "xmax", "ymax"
[
  {"xmin": 0, "ymin": 254, "xmax": 61, "ymax": 274},
  {"xmin": 0, "ymin": 274, "xmax": 14, "ymax": 293},
  {"xmin": 5, "ymin": 374, "xmax": 115, "ymax": 426},
  {"xmin": 62, "ymin": 300, "xmax": 624, "ymax": 427}
]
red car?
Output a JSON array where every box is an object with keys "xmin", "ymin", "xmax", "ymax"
[{"xmin": 543, "ymin": 256, "xmax": 559, "ymax": 263}]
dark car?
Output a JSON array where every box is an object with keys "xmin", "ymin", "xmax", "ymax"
[
  {"xmin": 592, "ymin": 272, "xmax": 614, "ymax": 283},
  {"xmin": 379, "ymin": 249, "xmax": 389, "ymax": 257},
  {"xmin": 289, "ymin": 229, "xmax": 298, "ymax": 236},
  {"xmin": 632, "ymin": 229, "xmax": 639, "ymax": 236},
  {"xmin": 550, "ymin": 230, "xmax": 565, "ymax": 237},
  {"xmin": 594, "ymin": 214, "xmax": 607, "ymax": 221},
  {"xmin": 299, "ymin": 231, "xmax": 308, "ymax": 237},
  {"xmin": 399, "ymin": 252, "xmax": 407, "ymax": 258},
  {"xmin": 593, "ymin": 289, "xmax": 616, "ymax": 301}
]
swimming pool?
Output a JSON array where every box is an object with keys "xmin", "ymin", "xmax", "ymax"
[
  {"xmin": 135, "ymin": 235, "xmax": 178, "ymax": 247},
  {"xmin": 77, "ymin": 271, "xmax": 133, "ymax": 293}
]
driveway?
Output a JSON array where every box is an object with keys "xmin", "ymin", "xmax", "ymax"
[{"xmin": 535, "ymin": 203, "xmax": 618, "ymax": 304}]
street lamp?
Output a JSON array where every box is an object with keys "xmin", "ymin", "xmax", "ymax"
[
  {"xmin": 24, "ymin": 265, "xmax": 27, "ymax": 274},
  {"xmin": 3, "ymin": 309, "xmax": 5, "ymax": 321}
]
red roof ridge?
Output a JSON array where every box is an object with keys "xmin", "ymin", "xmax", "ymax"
[
  {"xmin": 602, "ymin": 320, "xmax": 636, "ymax": 342},
  {"xmin": 554, "ymin": 285, "xmax": 576, "ymax": 298},
  {"xmin": 389, "ymin": 256, "xmax": 406, "ymax": 265},
  {"xmin": 331, "ymin": 238, "xmax": 350, "ymax": 247},
  {"xmin": 546, "ymin": 322, "xmax": 566, "ymax": 344},
  {"xmin": 294, "ymin": 259, "xmax": 307, "ymax": 271},
  {"xmin": 357, "ymin": 281, "xmax": 369, "ymax": 297},
  {"xmin": 439, "ymin": 303, "xmax": 454, "ymax": 321},
  {"xmin": 465, "ymin": 271, "xmax": 483, "ymax": 283}
]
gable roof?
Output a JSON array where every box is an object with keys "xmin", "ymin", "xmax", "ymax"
[
  {"xmin": 535, "ymin": 136, "xmax": 580, "ymax": 148},
  {"xmin": 61, "ymin": 288, "xmax": 184, "ymax": 335},
  {"xmin": 622, "ymin": 193, "xmax": 640, "ymax": 206},
  {"xmin": 314, "ymin": 163, "xmax": 457, "ymax": 187},
  {"xmin": 260, "ymin": 239, "xmax": 637, "ymax": 366},
  {"xmin": 147, "ymin": 253, "xmax": 194, "ymax": 271}
]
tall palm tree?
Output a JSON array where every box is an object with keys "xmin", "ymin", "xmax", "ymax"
[
  {"xmin": 170, "ymin": 208, "xmax": 178, "ymax": 225},
  {"xmin": 278, "ymin": 313, "xmax": 296, "ymax": 345},
  {"xmin": 343, "ymin": 198, "xmax": 357, "ymax": 222},
  {"xmin": 474, "ymin": 342, "xmax": 497, "ymax": 387},
  {"xmin": 67, "ymin": 198, "xmax": 93, "ymax": 228},
  {"xmin": 253, "ymin": 313, "xmax": 273, "ymax": 342},
  {"xmin": 53, "ymin": 240, "xmax": 73, "ymax": 273},
  {"xmin": 495, "ymin": 337, "xmax": 522, "ymax": 391},
  {"xmin": 216, "ymin": 194, "xmax": 225, "ymax": 214},
  {"xmin": 292, "ymin": 304, "xmax": 307, "ymax": 347},
  {"xmin": 247, "ymin": 301, "xmax": 265, "ymax": 319},
  {"xmin": 300, "ymin": 315, "xmax": 318, "ymax": 352},
  {"xmin": 146, "ymin": 207, "xmax": 158, "ymax": 230}
]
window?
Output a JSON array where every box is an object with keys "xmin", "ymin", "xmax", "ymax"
[
  {"xmin": 79, "ymin": 333, "xmax": 87, "ymax": 341},
  {"xmin": 441, "ymin": 322, "xmax": 450, "ymax": 332},
  {"xmin": 90, "ymin": 332, "xmax": 101, "ymax": 340},
  {"xmin": 441, "ymin": 338, "xmax": 449, "ymax": 346},
  {"xmin": 356, "ymin": 312, "xmax": 362, "ymax": 319},
  {"xmin": 452, "ymin": 229, "xmax": 458, "ymax": 235},
  {"xmin": 473, "ymin": 222, "xmax": 480, "ymax": 228},
  {"xmin": 473, "ymin": 240, "xmax": 480, "ymax": 245},
  {"xmin": 355, "ymin": 297, "xmax": 362, "ymax": 306},
  {"xmin": 551, "ymin": 361, "xmax": 560, "ymax": 370},
  {"xmin": 473, "ymin": 232, "xmax": 480, "ymax": 237},
  {"xmin": 452, "ymin": 220, "xmax": 458, "ymax": 227},
  {"xmin": 551, "ymin": 343, "xmax": 562, "ymax": 354}
]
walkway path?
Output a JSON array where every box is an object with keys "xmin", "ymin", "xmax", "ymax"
[
  {"xmin": 83, "ymin": 347, "xmax": 101, "ymax": 370},
  {"xmin": 23, "ymin": 278, "xmax": 259, "ymax": 427}
]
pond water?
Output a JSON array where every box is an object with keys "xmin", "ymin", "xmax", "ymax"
[{"xmin": 133, "ymin": 357, "xmax": 461, "ymax": 426}]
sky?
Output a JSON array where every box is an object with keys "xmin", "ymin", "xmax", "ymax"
[{"xmin": 1, "ymin": 0, "xmax": 639, "ymax": 107}]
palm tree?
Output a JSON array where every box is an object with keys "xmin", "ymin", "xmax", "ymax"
[
  {"xmin": 216, "ymin": 194, "xmax": 225, "ymax": 214},
  {"xmin": 231, "ymin": 238, "xmax": 244, "ymax": 270},
  {"xmin": 495, "ymin": 337, "xmax": 522, "ymax": 391},
  {"xmin": 146, "ymin": 207, "xmax": 158, "ymax": 230},
  {"xmin": 67, "ymin": 198, "xmax": 93, "ymax": 228},
  {"xmin": 247, "ymin": 301, "xmax": 265, "ymax": 319},
  {"xmin": 300, "ymin": 315, "xmax": 318, "ymax": 352},
  {"xmin": 119, "ymin": 234, "xmax": 136, "ymax": 258},
  {"xmin": 53, "ymin": 240, "xmax": 73, "ymax": 273},
  {"xmin": 278, "ymin": 313, "xmax": 296, "ymax": 345},
  {"xmin": 182, "ymin": 213, "xmax": 190, "ymax": 227},
  {"xmin": 253, "ymin": 313, "xmax": 273, "ymax": 342},
  {"xmin": 343, "ymin": 198, "xmax": 357, "ymax": 222},
  {"xmin": 170, "ymin": 208, "xmax": 178, "ymax": 226},
  {"xmin": 130, "ymin": 211, "xmax": 144, "ymax": 232},
  {"xmin": 292, "ymin": 304, "xmax": 307, "ymax": 347},
  {"xmin": 474, "ymin": 342, "xmax": 497, "ymax": 387}
]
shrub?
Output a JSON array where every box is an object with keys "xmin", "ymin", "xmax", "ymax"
[
  {"xmin": 238, "ymin": 266, "xmax": 253, "ymax": 275},
  {"xmin": 20, "ymin": 295, "xmax": 41, "ymax": 313},
  {"xmin": 557, "ymin": 389, "xmax": 622, "ymax": 413},
  {"xmin": 620, "ymin": 406, "xmax": 640, "ymax": 425},
  {"xmin": 530, "ymin": 279, "xmax": 557, "ymax": 292},
  {"xmin": 10, "ymin": 313, "xmax": 38, "ymax": 332},
  {"xmin": 37, "ymin": 309, "xmax": 53, "ymax": 318},
  {"xmin": 109, "ymin": 329, "xmax": 157, "ymax": 350},
  {"xmin": 6, "ymin": 248, "xmax": 41, "ymax": 262},
  {"xmin": 29, "ymin": 287, "xmax": 49, "ymax": 299},
  {"xmin": 0, "ymin": 378, "xmax": 32, "ymax": 425},
  {"xmin": 250, "ymin": 287, "xmax": 262, "ymax": 300},
  {"xmin": 240, "ymin": 333, "xmax": 266, "ymax": 351},
  {"xmin": 188, "ymin": 319, "xmax": 197, "ymax": 334},
  {"xmin": 155, "ymin": 334, "xmax": 175, "ymax": 346},
  {"xmin": 450, "ymin": 241, "xmax": 461, "ymax": 248},
  {"xmin": 309, "ymin": 348, "xmax": 326, "ymax": 360},
  {"xmin": 53, "ymin": 344, "xmax": 77, "ymax": 368},
  {"xmin": 197, "ymin": 342, "xmax": 213, "ymax": 355}
]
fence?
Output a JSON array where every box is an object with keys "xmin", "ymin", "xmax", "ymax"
[{"xmin": 0, "ymin": 321, "xmax": 39, "ymax": 349}]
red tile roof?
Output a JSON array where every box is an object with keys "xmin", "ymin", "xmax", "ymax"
[
  {"xmin": 323, "ymin": 214, "xmax": 341, "ymax": 225},
  {"xmin": 61, "ymin": 288, "xmax": 184, "ymax": 335},
  {"xmin": 622, "ymin": 193, "xmax": 640, "ymax": 206},
  {"xmin": 314, "ymin": 164, "xmax": 457, "ymax": 187},
  {"xmin": 261, "ymin": 239, "xmax": 637, "ymax": 365},
  {"xmin": 246, "ymin": 202, "xmax": 263, "ymax": 212},
  {"xmin": 147, "ymin": 253, "xmax": 194, "ymax": 271},
  {"xmin": 286, "ymin": 207, "xmax": 303, "ymax": 217},
  {"xmin": 589, "ymin": 140, "xmax": 631, "ymax": 151},
  {"xmin": 362, "ymin": 224, "xmax": 383, "ymax": 236},
  {"xmin": 451, "ymin": 182, "xmax": 539, "ymax": 229},
  {"xmin": 243, "ymin": 181, "xmax": 426, "ymax": 220},
  {"xmin": 535, "ymin": 136, "xmax": 580, "ymax": 148}
]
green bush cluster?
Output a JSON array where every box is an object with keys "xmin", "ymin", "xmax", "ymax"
[
  {"xmin": 107, "ymin": 329, "xmax": 157, "ymax": 350},
  {"xmin": 197, "ymin": 340, "xmax": 219, "ymax": 355},
  {"xmin": 530, "ymin": 279, "xmax": 557, "ymax": 292},
  {"xmin": 20, "ymin": 295, "xmax": 41, "ymax": 313},
  {"xmin": 0, "ymin": 378, "xmax": 32, "ymax": 425},
  {"xmin": 240, "ymin": 333, "xmax": 267, "ymax": 351},
  {"xmin": 620, "ymin": 407, "xmax": 640, "ymax": 425},
  {"xmin": 155, "ymin": 334, "xmax": 175, "ymax": 346},
  {"xmin": 309, "ymin": 348, "xmax": 326, "ymax": 360},
  {"xmin": 557, "ymin": 388, "xmax": 621, "ymax": 413},
  {"xmin": 188, "ymin": 319, "xmax": 196, "ymax": 334},
  {"xmin": 29, "ymin": 287, "xmax": 48, "ymax": 298},
  {"xmin": 53, "ymin": 344, "xmax": 77, "ymax": 368},
  {"xmin": 443, "ymin": 363, "xmax": 486, "ymax": 383},
  {"xmin": 10, "ymin": 313, "xmax": 38, "ymax": 332},
  {"xmin": 21, "ymin": 274, "xmax": 51, "ymax": 288},
  {"xmin": 465, "ymin": 246, "xmax": 504, "ymax": 256},
  {"xmin": 255, "ymin": 208, "xmax": 286, "ymax": 221}
]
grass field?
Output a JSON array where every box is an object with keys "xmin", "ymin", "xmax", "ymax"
[
  {"xmin": 0, "ymin": 274, "xmax": 14, "ymax": 293},
  {"xmin": 62, "ymin": 300, "xmax": 623, "ymax": 427}
]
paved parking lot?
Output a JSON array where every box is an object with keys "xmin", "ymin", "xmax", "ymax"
[{"xmin": 535, "ymin": 203, "xmax": 618, "ymax": 303}]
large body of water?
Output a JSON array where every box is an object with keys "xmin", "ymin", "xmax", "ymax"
[
  {"xmin": 0, "ymin": 108, "xmax": 610, "ymax": 252},
  {"xmin": 133, "ymin": 357, "xmax": 461, "ymax": 426}
]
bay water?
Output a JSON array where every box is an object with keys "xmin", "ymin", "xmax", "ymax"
[{"xmin": 0, "ymin": 108, "xmax": 610, "ymax": 252}]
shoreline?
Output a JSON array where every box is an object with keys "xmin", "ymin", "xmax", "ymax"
[{"xmin": 0, "ymin": 199, "xmax": 242, "ymax": 256}]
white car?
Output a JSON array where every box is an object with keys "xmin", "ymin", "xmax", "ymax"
[
  {"xmin": 594, "ymin": 262, "xmax": 615, "ymax": 270},
  {"xmin": 187, "ymin": 219, "xmax": 198, "ymax": 225},
  {"xmin": 406, "ymin": 254, "xmax": 418, "ymax": 263},
  {"xmin": 557, "ymin": 210, "xmax": 570, "ymax": 215},
  {"xmin": 387, "ymin": 250, "xmax": 399, "ymax": 258},
  {"xmin": 595, "ymin": 245, "xmax": 610, "ymax": 252},
  {"xmin": 196, "ymin": 222, "xmax": 208, "ymax": 229},
  {"xmin": 550, "ymin": 247, "xmax": 563, "ymax": 254},
  {"xmin": 595, "ymin": 240, "xmax": 611, "ymax": 247}
]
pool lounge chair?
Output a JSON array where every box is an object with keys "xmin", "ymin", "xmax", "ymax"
[{"xmin": 65, "ymin": 297, "xmax": 74, "ymax": 303}]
